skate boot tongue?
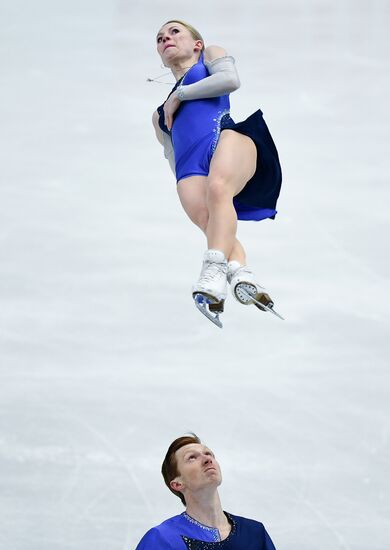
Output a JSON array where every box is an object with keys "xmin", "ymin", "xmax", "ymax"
[
  {"xmin": 193, "ymin": 249, "xmax": 228, "ymax": 302},
  {"xmin": 203, "ymin": 249, "xmax": 226, "ymax": 264},
  {"xmin": 227, "ymin": 260, "xmax": 242, "ymax": 283},
  {"xmin": 228, "ymin": 260, "xmax": 241, "ymax": 272},
  {"xmin": 192, "ymin": 249, "xmax": 228, "ymax": 327}
]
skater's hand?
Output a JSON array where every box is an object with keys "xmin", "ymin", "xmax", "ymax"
[{"xmin": 164, "ymin": 92, "xmax": 181, "ymax": 131}]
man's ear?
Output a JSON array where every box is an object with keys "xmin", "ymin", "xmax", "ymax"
[{"xmin": 170, "ymin": 478, "xmax": 184, "ymax": 492}]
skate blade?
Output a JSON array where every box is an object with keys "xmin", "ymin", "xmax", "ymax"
[
  {"xmin": 234, "ymin": 282, "xmax": 275, "ymax": 312},
  {"xmin": 193, "ymin": 293, "xmax": 223, "ymax": 328},
  {"xmin": 234, "ymin": 282, "xmax": 272, "ymax": 307},
  {"xmin": 239, "ymin": 288, "xmax": 284, "ymax": 320}
]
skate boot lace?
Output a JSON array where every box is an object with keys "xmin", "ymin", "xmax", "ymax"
[{"xmin": 199, "ymin": 262, "xmax": 227, "ymax": 284}]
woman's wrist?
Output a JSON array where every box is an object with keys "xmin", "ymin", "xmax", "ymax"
[{"xmin": 176, "ymin": 86, "xmax": 185, "ymax": 101}]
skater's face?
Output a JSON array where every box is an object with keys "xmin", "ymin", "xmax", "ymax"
[
  {"xmin": 156, "ymin": 23, "xmax": 203, "ymax": 66},
  {"xmin": 170, "ymin": 443, "xmax": 222, "ymax": 496}
]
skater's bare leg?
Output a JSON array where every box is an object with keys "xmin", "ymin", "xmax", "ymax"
[
  {"xmin": 177, "ymin": 175, "xmax": 247, "ymax": 264},
  {"xmin": 206, "ymin": 130, "xmax": 256, "ymax": 259},
  {"xmin": 177, "ymin": 176, "xmax": 209, "ymax": 233},
  {"xmin": 176, "ymin": 168, "xmax": 280, "ymax": 316},
  {"xmin": 229, "ymin": 239, "xmax": 246, "ymax": 265}
]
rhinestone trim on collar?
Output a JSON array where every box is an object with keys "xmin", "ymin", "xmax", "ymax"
[{"xmin": 182, "ymin": 512, "xmax": 221, "ymax": 542}]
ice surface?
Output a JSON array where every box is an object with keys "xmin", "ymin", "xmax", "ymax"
[{"xmin": 0, "ymin": 1, "xmax": 389, "ymax": 549}]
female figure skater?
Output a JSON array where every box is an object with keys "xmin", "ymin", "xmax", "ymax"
[{"xmin": 152, "ymin": 20, "xmax": 282, "ymax": 325}]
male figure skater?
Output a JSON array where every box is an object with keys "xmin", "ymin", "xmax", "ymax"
[{"xmin": 135, "ymin": 434, "xmax": 277, "ymax": 549}]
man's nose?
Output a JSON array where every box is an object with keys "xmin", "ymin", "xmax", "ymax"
[
  {"xmin": 162, "ymin": 35, "xmax": 171, "ymax": 43},
  {"xmin": 203, "ymin": 455, "xmax": 212, "ymax": 464}
]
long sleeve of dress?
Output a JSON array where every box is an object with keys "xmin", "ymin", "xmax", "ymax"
[
  {"xmin": 176, "ymin": 56, "xmax": 240, "ymax": 101},
  {"xmin": 162, "ymin": 132, "xmax": 176, "ymax": 175}
]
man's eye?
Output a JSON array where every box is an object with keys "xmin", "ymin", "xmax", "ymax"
[
  {"xmin": 157, "ymin": 37, "xmax": 162, "ymax": 43},
  {"xmin": 172, "ymin": 28, "xmax": 179, "ymax": 34}
]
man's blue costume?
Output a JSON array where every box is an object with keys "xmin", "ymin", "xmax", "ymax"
[{"xmin": 136, "ymin": 511, "xmax": 276, "ymax": 549}]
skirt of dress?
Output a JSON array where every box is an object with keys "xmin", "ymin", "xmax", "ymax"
[{"xmin": 222, "ymin": 109, "xmax": 282, "ymax": 221}]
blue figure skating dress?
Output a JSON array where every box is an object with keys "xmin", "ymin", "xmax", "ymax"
[
  {"xmin": 157, "ymin": 54, "xmax": 282, "ymax": 222},
  {"xmin": 135, "ymin": 511, "xmax": 277, "ymax": 549}
]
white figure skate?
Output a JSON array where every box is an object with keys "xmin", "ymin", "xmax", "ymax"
[
  {"xmin": 228, "ymin": 261, "xmax": 284, "ymax": 320},
  {"xmin": 192, "ymin": 249, "xmax": 228, "ymax": 328}
]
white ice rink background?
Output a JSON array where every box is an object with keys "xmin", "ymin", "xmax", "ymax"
[{"xmin": 0, "ymin": 1, "xmax": 389, "ymax": 549}]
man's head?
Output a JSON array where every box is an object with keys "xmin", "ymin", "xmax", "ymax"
[{"xmin": 161, "ymin": 434, "xmax": 222, "ymax": 505}]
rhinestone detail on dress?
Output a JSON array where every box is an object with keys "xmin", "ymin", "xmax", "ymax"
[{"xmin": 211, "ymin": 109, "xmax": 232, "ymax": 153}]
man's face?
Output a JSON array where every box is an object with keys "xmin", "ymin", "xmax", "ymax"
[{"xmin": 171, "ymin": 443, "xmax": 222, "ymax": 495}]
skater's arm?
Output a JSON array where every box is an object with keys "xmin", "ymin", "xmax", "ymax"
[
  {"xmin": 162, "ymin": 132, "xmax": 176, "ymax": 175},
  {"xmin": 135, "ymin": 527, "xmax": 167, "ymax": 550},
  {"xmin": 163, "ymin": 46, "xmax": 240, "ymax": 130},
  {"xmin": 175, "ymin": 45, "xmax": 240, "ymax": 101},
  {"xmin": 263, "ymin": 525, "xmax": 277, "ymax": 550},
  {"xmin": 152, "ymin": 110, "xmax": 164, "ymax": 145},
  {"xmin": 152, "ymin": 110, "xmax": 176, "ymax": 176}
]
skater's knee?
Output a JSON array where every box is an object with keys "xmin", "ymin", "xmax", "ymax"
[
  {"xmin": 188, "ymin": 208, "xmax": 209, "ymax": 232},
  {"xmin": 195, "ymin": 211, "xmax": 209, "ymax": 232},
  {"xmin": 206, "ymin": 176, "xmax": 231, "ymax": 204}
]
